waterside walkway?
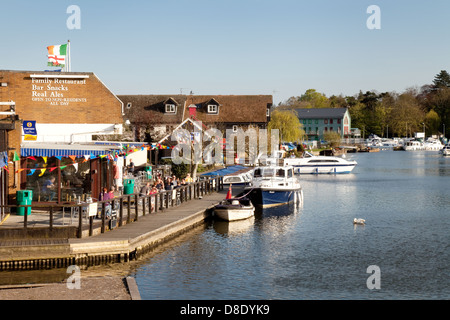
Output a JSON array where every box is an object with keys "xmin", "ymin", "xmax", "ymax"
[{"xmin": 0, "ymin": 185, "xmax": 240, "ymax": 270}]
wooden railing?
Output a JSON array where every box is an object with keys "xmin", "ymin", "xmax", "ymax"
[{"xmin": 0, "ymin": 176, "xmax": 223, "ymax": 239}]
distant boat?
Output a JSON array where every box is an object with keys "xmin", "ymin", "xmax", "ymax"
[
  {"xmin": 245, "ymin": 165, "xmax": 303, "ymax": 208},
  {"xmin": 402, "ymin": 140, "xmax": 424, "ymax": 151},
  {"xmin": 440, "ymin": 143, "xmax": 450, "ymax": 156},
  {"xmin": 424, "ymin": 138, "xmax": 444, "ymax": 151},
  {"xmin": 214, "ymin": 198, "xmax": 255, "ymax": 221},
  {"xmin": 283, "ymin": 152, "xmax": 357, "ymax": 174}
]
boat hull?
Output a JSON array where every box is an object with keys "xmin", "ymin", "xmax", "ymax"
[
  {"xmin": 214, "ymin": 208, "xmax": 255, "ymax": 221},
  {"xmin": 292, "ymin": 164, "xmax": 356, "ymax": 174},
  {"xmin": 246, "ymin": 188, "xmax": 300, "ymax": 208}
]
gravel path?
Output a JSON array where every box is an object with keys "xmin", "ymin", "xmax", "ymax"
[{"xmin": 0, "ymin": 277, "xmax": 133, "ymax": 300}]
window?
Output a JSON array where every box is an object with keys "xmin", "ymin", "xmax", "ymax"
[
  {"xmin": 324, "ymin": 119, "xmax": 328, "ymax": 124},
  {"xmin": 232, "ymin": 125, "xmax": 238, "ymax": 132},
  {"xmin": 337, "ymin": 119, "xmax": 341, "ymax": 124},
  {"xmin": 165, "ymin": 104, "xmax": 176, "ymax": 113},
  {"xmin": 266, "ymin": 108, "xmax": 270, "ymax": 117},
  {"xmin": 330, "ymin": 119, "xmax": 333, "ymax": 124},
  {"xmin": 303, "ymin": 119, "xmax": 307, "ymax": 124},
  {"xmin": 207, "ymin": 104, "xmax": 218, "ymax": 113},
  {"xmin": 315, "ymin": 119, "xmax": 318, "ymax": 124},
  {"xmin": 308, "ymin": 119, "xmax": 312, "ymax": 124},
  {"xmin": 126, "ymin": 102, "xmax": 132, "ymax": 109}
]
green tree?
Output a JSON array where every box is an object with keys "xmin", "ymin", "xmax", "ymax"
[
  {"xmin": 433, "ymin": 70, "xmax": 450, "ymax": 89},
  {"xmin": 424, "ymin": 109, "xmax": 441, "ymax": 136},
  {"xmin": 323, "ymin": 131, "xmax": 342, "ymax": 148},
  {"xmin": 268, "ymin": 109, "xmax": 305, "ymax": 142},
  {"xmin": 299, "ymin": 89, "xmax": 330, "ymax": 108}
]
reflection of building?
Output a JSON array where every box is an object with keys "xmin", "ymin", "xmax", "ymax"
[
  {"xmin": 295, "ymin": 107, "xmax": 352, "ymax": 141},
  {"xmin": 118, "ymin": 94, "xmax": 273, "ymax": 141},
  {"xmin": 0, "ymin": 70, "xmax": 124, "ymax": 206}
]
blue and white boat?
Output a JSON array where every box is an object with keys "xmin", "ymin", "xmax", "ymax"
[
  {"xmin": 244, "ymin": 165, "xmax": 303, "ymax": 208},
  {"xmin": 283, "ymin": 152, "xmax": 357, "ymax": 174}
]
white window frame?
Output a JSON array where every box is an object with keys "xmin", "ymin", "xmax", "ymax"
[
  {"xmin": 126, "ymin": 102, "xmax": 132, "ymax": 109},
  {"xmin": 165, "ymin": 104, "xmax": 176, "ymax": 113},
  {"xmin": 207, "ymin": 104, "xmax": 218, "ymax": 113},
  {"xmin": 266, "ymin": 108, "xmax": 270, "ymax": 117},
  {"xmin": 232, "ymin": 125, "xmax": 238, "ymax": 132}
]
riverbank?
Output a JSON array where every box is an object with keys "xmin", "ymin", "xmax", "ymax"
[{"xmin": 0, "ymin": 276, "xmax": 136, "ymax": 300}]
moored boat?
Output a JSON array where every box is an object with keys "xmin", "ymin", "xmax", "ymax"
[
  {"xmin": 440, "ymin": 143, "xmax": 450, "ymax": 156},
  {"xmin": 244, "ymin": 165, "xmax": 303, "ymax": 208},
  {"xmin": 283, "ymin": 152, "xmax": 357, "ymax": 174},
  {"xmin": 214, "ymin": 197, "xmax": 255, "ymax": 221}
]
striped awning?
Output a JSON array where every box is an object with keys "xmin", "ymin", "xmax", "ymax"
[{"xmin": 20, "ymin": 143, "xmax": 122, "ymax": 158}]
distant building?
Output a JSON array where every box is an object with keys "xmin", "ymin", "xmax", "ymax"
[
  {"xmin": 295, "ymin": 107, "xmax": 352, "ymax": 141},
  {"xmin": 118, "ymin": 94, "xmax": 273, "ymax": 141}
]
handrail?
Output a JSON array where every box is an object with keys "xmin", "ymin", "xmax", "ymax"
[{"xmin": 0, "ymin": 176, "xmax": 223, "ymax": 239}]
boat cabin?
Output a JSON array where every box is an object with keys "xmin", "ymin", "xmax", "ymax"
[{"xmin": 253, "ymin": 167, "xmax": 294, "ymax": 179}]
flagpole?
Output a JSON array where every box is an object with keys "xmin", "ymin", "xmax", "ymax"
[{"xmin": 67, "ymin": 40, "xmax": 71, "ymax": 72}]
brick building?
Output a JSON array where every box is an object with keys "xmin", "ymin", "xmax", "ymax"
[
  {"xmin": 0, "ymin": 70, "xmax": 124, "ymax": 207},
  {"xmin": 118, "ymin": 94, "xmax": 273, "ymax": 142}
]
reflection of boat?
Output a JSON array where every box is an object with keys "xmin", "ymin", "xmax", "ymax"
[
  {"xmin": 245, "ymin": 165, "xmax": 303, "ymax": 208},
  {"xmin": 214, "ymin": 198, "xmax": 255, "ymax": 221},
  {"xmin": 283, "ymin": 152, "xmax": 357, "ymax": 174},
  {"xmin": 440, "ymin": 143, "xmax": 450, "ymax": 156},
  {"xmin": 213, "ymin": 216, "xmax": 255, "ymax": 235}
]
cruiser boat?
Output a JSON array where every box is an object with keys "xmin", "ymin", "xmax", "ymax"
[
  {"xmin": 283, "ymin": 152, "xmax": 357, "ymax": 174},
  {"xmin": 402, "ymin": 140, "xmax": 424, "ymax": 151},
  {"xmin": 440, "ymin": 143, "xmax": 450, "ymax": 156},
  {"xmin": 214, "ymin": 197, "xmax": 255, "ymax": 221},
  {"xmin": 244, "ymin": 165, "xmax": 303, "ymax": 208},
  {"xmin": 424, "ymin": 138, "xmax": 444, "ymax": 151}
]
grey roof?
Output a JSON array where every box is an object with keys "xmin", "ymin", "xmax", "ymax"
[{"xmin": 295, "ymin": 107, "xmax": 348, "ymax": 119}]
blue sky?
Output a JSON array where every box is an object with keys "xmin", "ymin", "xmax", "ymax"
[{"xmin": 1, "ymin": 0, "xmax": 450, "ymax": 104}]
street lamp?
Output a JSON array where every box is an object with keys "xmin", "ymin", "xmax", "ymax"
[{"xmin": 422, "ymin": 122, "xmax": 425, "ymax": 141}]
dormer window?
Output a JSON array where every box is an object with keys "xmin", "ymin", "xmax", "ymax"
[
  {"xmin": 207, "ymin": 104, "xmax": 218, "ymax": 114},
  {"xmin": 165, "ymin": 104, "xmax": 176, "ymax": 113},
  {"xmin": 126, "ymin": 102, "xmax": 132, "ymax": 109}
]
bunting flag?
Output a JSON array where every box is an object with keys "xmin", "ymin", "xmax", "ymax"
[
  {"xmin": 39, "ymin": 169, "xmax": 46, "ymax": 177},
  {"xmin": 27, "ymin": 169, "xmax": 36, "ymax": 176},
  {"xmin": 13, "ymin": 151, "xmax": 20, "ymax": 162},
  {"xmin": 47, "ymin": 44, "xmax": 67, "ymax": 67}
]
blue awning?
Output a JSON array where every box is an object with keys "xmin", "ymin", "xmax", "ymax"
[
  {"xmin": 201, "ymin": 165, "xmax": 247, "ymax": 176},
  {"xmin": 20, "ymin": 143, "xmax": 122, "ymax": 158}
]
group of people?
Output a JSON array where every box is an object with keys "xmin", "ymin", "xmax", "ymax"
[{"xmin": 138, "ymin": 173, "xmax": 194, "ymax": 197}]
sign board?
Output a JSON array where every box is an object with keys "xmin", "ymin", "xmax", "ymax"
[
  {"xmin": 88, "ymin": 202, "xmax": 98, "ymax": 217},
  {"xmin": 23, "ymin": 121, "xmax": 37, "ymax": 141}
]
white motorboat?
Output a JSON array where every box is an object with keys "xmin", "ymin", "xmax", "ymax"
[
  {"xmin": 283, "ymin": 152, "xmax": 357, "ymax": 174},
  {"xmin": 214, "ymin": 197, "xmax": 255, "ymax": 221},
  {"xmin": 424, "ymin": 138, "xmax": 444, "ymax": 151},
  {"xmin": 244, "ymin": 165, "xmax": 303, "ymax": 208},
  {"xmin": 402, "ymin": 140, "xmax": 424, "ymax": 151},
  {"xmin": 222, "ymin": 168, "xmax": 253, "ymax": 186},
  {"xmin": 440, "ymin": 143, "xmax": 450, "ymax": 156}
]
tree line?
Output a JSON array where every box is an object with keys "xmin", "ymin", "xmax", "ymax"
[{"xmin": 276, "ymin": 70, "xmax": 450, "ymax": 138}]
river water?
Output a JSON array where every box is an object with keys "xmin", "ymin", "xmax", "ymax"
[
  {"xmin": 1, "ymin": 150, "xmax": 448, "ymax": 300},
  {"xmin": 131, "ymin": 150, "xmax": 450, "ymax": 300}
]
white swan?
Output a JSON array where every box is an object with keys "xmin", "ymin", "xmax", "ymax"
[{"xmin": 353, "ymin": 218, "xmax": 366, "ymax": 225}]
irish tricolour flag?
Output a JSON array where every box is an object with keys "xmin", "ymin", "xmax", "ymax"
[{"xmin": 47, "ymin": 44, "xmax": 67, "ymax": 67}]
